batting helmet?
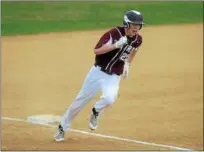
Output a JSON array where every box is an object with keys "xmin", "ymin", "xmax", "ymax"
[{"xmin": 123, "ymin": 10, "xmax": 144, "ymax": 29}]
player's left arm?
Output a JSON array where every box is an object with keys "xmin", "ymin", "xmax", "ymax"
[
  {"xmin": 122, "ymin": 47, "xmax": 140, "ymax": 79},
  {"xmin": 128, "ymin": 47, "xmax": 139, "ymax": 63},
  {"xmin": 128, "ymin": 35, "xmax": 143, "ymax": 64},
  {"xmin": 123, "ymin": 36, "xmax": 142, "ymax": 79}
]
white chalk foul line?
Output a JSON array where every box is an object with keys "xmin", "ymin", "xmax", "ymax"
[{"xmin": 2, "ymin": 116, "xmax": 192, "ymax": 151}]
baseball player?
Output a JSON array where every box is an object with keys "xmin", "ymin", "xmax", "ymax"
[{"xmin": 55, "ymin": 10, "xmax": 144, "ymax": 142}]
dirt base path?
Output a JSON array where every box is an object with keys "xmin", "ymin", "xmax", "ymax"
[{"xmin": 1, "ymin": 24, "xmax": 203, "ymax": 150}]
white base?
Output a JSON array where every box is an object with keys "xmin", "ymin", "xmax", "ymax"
[{"xmin": 27, "ymin": 114, "xmax": 61, "ymax": 125}]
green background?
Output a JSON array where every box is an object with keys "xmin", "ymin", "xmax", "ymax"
[{"xmin": 1, "ymin": 1, "xmax": 203, "ymax": 36}]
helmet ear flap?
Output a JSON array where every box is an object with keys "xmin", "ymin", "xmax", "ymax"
[
  {"xmin": 139, "ymin": 24, "xmax": 143, "ymax": 30},
  {"xmin": 123, "ymin": 20, "xmax": 129, "ymax": 28}
]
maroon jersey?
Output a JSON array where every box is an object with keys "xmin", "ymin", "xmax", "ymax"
[{"xmin": 94, "ymin": 26, "xmax": 142, "ymax": 75}]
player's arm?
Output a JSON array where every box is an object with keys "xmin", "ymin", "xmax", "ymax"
[
  {"xmin": 128, "ymin": 48, "xmax": 139, "ymax": 63},
  {"xmin": 94, "ymin": 32, "xmax": 127, "ymax": 55},
  {"xmin": 122, "ymin": 48, "xmax": 140, "ymax": 79},
  {"xmin": 128, "ymin": 36, "xmax": 142, "ymax": 63},
  {"xmin": 94, "ymin": 44, "xmax": 117, "ymax": 55}
]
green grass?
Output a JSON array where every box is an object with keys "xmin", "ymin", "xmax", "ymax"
[{"xmin": 1, "ymin": 1, "xmax": 203, "ymax": 36}]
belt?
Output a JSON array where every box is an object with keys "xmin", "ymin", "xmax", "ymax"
[{"xmin": 94, "ymin": 64, "xmax": 120, "ymax": 76}]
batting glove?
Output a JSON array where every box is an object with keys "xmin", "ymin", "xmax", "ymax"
[
  {"xmin": 115, "ymin": 36, "xmax": 127, "ymax": 48},
  {"xmin": 122, "ymin": 61, "xmax": 130, "ymax": 79}
]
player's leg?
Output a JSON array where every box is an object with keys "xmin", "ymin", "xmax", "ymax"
[
  {"xmin": 55, "ymin": 66, "xmax": 102, "ymax": 141},
  {"xmin": 89, "ymin": 74, "xmax": 121, "ymax": 130}
]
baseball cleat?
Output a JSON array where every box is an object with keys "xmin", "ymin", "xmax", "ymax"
[
  {"xmin": 54, "ymin": 124, "xmax": 65, "ymax": 142},
  {"xmin": 89, "ymin": 108, "xmax": 99, "ymax": 130}
]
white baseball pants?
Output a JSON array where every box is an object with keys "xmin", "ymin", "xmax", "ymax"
[{"xmin": 60, "ymin": 65, "xmax": 121, "ymax": 131}]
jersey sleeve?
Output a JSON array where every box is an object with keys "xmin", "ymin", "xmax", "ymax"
[
  {"xmin": 94, "ymin": 28, "xmax": 120, "ymax": 49},
  {"xmin": 133, "ymin": 35, "xmax": 143, "ymax": 49}
]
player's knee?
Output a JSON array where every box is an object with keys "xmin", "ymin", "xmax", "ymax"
[{"xmin": 104, "ymin": 94, "xmax": 117, "ymax": 105}]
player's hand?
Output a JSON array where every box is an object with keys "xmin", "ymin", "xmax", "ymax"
[
  {"xmin": 122, "ymin": 61, "xmax": 129, "ymax": 79},
  {"xmin": 115, "ymin": 36, "xmax": 127, "ymax": 48}
]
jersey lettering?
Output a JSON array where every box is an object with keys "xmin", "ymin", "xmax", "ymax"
[{"xmin": 119, "ymin": 45, "xmax": 135, "ymax": 61}]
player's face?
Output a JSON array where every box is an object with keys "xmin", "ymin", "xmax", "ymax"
[{"xmin": 126, "ymin": 24, "xmax": 141, "ymax": 37}]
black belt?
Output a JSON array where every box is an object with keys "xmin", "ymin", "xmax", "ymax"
[{"xmin": 94, "ymin": 64, "xmax": 120, "ymax": 76}]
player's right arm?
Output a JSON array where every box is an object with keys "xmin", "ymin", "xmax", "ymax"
[
  {"xmin": 94, "ymin": 44, "xmax": 117, "ymax": 55},
  {"xmin": 94, "ymin": 29, "xmax": 127, "ymax": 55}
]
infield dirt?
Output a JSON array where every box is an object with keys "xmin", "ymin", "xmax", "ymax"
[{"xmin": 1, "ymin": 24, "xmax": 203, "ymax": 150}]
